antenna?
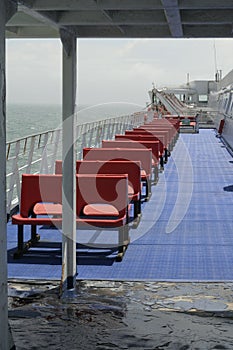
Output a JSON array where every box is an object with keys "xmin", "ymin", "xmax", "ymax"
[
  {"xmin": 213, "ymin": 40, "xmax": 220, "ymax": 82},
  {"xmin": 213, "ymin": 40, "xmax": 217, "ymax": 74}
]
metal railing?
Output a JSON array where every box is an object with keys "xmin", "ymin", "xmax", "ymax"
[{"xmin": 6, "ymin": 110, "xmax": 151, "ymax": 215}]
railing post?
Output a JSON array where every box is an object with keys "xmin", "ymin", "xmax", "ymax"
[
  {"xmin": 88, "ymin": 123, "xmax": 94, "ymax": 147},
  {"xmin": 39, "ymin": 132, "xmax": 49, "ymax": 173},
  {"xmin": 26, "ymin": 136, "xmax": 36, "ymax": 173},
  {"xmin": 49, "ymin": 129, "xmax": 61, "ymax": 173},
  {"xmin": 7, "ymin": 141, "xmax": 20, "ymax": 214}
]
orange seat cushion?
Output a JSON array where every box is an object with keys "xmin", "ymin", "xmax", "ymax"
[
  {"xmin": 83, "ymin": 203, "xmax": 119, "ymax": 217},
  {"xmin": 33, "ymin": 203, "xmax": 62, "ymax": 216}
]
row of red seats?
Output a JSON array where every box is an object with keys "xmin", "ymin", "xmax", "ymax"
[{"xmin": 11, "ymin": 116, "xmax": 180, "ymax": 261}]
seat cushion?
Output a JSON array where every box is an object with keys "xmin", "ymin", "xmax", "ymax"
[
  {"xmin": 33, "ymin": 203, "xmax": 62, "ymax": 216},
  {"xmin": 83, "ymin": 203, "xmax": 119, "ymax": 217}
]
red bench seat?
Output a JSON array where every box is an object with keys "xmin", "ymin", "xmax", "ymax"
[
  {"xmin": 55, "ymin": 159, "xmax": 142, "ymax": 220},
  {"xmin": 82, "ymin": 147, "xmax": 152, "ymax": 200},
  {"xmin": 12, "ymin": 173, "xmax": 130, "ymax": 261}
]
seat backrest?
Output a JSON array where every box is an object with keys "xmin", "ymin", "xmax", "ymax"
[
  {"xmin": 102, "ymin": 140, "xmax": 159, "ymax": 161},
  {"xmin": 138, "ymin": 126, "xmax": 173, "ymax": 141},
  {"xmin": 56, "ymin": 160, "xmax": 141, "ymax": 193},
  {"xmin": 76, "ymin": 160, "xmax": 141, "ymax": 194},
  {"xmin": 20, "ymin": 174, "xmax": 62, "ymax": 218},
  {"xmin": 82, "ymin": 147, "xmax": 152, "ymax": 175},
  {"xmin": 151, "ymin": 118, "xmax": 180, "ymax": 129},
  {"xmin": 126, "ymin": 129, "xmax": 168, "ymax": 146},
  {"xmin": 76, "ymin": 174, "xmax": 128, "ymax": 218},
  {"xmin": 115, "ymin": 134, "xmax": 164, "ymax": 155},
  {"xmin": 135, "ymin": 127, "xmax": 170, "ymax": 138}
]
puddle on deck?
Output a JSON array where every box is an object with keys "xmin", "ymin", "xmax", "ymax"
[{"xmin": 8, "ymin": 280, "xmax": 233, "ymax": 349}]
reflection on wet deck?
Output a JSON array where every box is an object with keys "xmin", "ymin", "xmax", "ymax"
[{"xmin": 8, "ymin": 280, "xmax": 233, "ymax": 349}]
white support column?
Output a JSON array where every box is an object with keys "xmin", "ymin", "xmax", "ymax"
[
  {"xmin": 1, "ymin": 1, "xmax": 17, "ymax": 348},
  {"xmin": 0, "ymin": 10, "xmax": 8, "ymax": 350},
  {"xmin": 60, "ymin": 29, "xmax": 77, "ymax": 291}
]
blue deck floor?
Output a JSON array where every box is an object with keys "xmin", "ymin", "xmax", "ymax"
[{"xmin": 7, "ymin": 129, "xmax": 233, "ymax": 281}]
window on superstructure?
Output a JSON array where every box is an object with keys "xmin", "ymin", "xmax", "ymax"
[{"xmin": 198, "ymin": 95, "xmax": 208, "ymax": 102}]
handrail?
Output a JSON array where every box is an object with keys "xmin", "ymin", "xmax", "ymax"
[{"xmin": 6, "ymin": 110, "xmax": 152, "ymax": 215}]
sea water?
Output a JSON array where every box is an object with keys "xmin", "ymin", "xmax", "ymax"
[
  {"xmin": 6, "ymin": 102, "xmax": 142, "ymax": 142},
  {"xmin": 6, "ymin": 103, "xmax": 62, "ymax": 142}
]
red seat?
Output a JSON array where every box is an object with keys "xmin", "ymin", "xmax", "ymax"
[
  {"xmin": 115, "ymin": 133, "xmax": 165, "ymax": 168},
  {"xmin": 12, "ymin": 173, "xmax": 130, "ymax": 261},
  {"xmin": 12, "ymin": 174, "xmax": 63, "ymax": 257},
  {"xmin": 125, "ymin": 130, "xmax": 170, "ymax": 164},
  {"xmin": 82, "ymin": 147, "xmax": 152, "ymax": 200},
  {"xmin": 55, "ymin": 159, "xmax": 142, "ymax": 220},
  {"xmin": 101, "ymin": 140, "xmax": 159, "ymax": 184},
  {"xmin": 76, "ymin": 174, "xmax": 129, "ymax": 260},
  {"xmin": 102, "ymin": 140, "xmax": 159, "ymax": 163},
  {"xmin": 132, "ymin": 128, "xmax": 170, "ymax": 150}
]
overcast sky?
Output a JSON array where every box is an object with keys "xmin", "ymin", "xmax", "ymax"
[{"xmin": 6, "ymin": 38, "xmax": 233, "ymax": 106}]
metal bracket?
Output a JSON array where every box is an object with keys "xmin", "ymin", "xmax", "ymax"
[
  {"xmin": 60, "ymin": 28, "xmax": 76, "ymax": 57},
  {"xmin": 5, "ymin": 0, "xmax": 18, "ymax": 24}
]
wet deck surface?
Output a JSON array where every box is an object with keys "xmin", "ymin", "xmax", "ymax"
[
  {"xmin": 9, "ymin": 280, "xmax": 233, "ymax": 349},
  {"xmin": 7, "ymin": 129, "xmax": 233, "ymax": 282}
]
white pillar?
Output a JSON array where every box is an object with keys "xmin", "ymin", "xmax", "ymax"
[
  {"xmin": 60, "ymin": 30, "xmax": 77, "ymax": 290},
  {"xmin": 0, "ymin": 5, "xmax": 8, "ymax": 348},
  {"xmin": 1, "ymin": 1, "xmax": 16, "ymax": 348}
]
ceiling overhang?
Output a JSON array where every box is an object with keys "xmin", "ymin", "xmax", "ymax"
[{"xmin": 5, "ymin": 0, "xmax": 233, "ymax": 39}]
